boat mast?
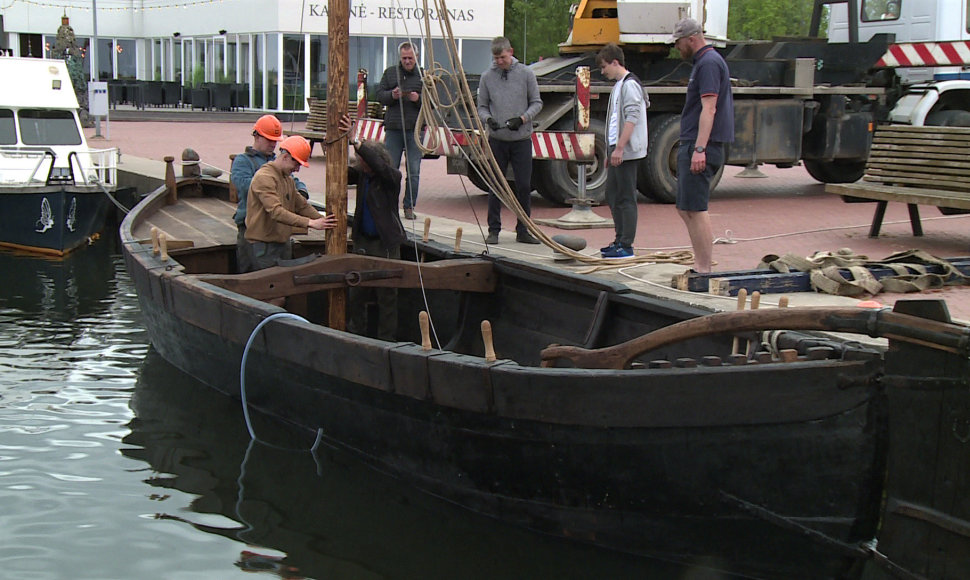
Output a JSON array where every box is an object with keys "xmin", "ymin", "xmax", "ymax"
[{"xmin": 325, "ymin": 0, "xmax": 349, "ymax": 329}]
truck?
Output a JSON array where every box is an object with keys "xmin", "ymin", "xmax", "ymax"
[
  {"xmin": 830, "ymin": 0, "xmax": 970, "ymax": 128},
  {"xmin": 445, "ymin": 0, "xmax": 970, "ymax": 205}
]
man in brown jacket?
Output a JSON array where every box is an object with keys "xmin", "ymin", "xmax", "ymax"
[{"xmin": 245, "ymin": 135, "xmax": 336, "ymax": 270}]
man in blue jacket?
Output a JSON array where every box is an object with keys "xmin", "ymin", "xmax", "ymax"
[{"xmin": 477, "ymin": 37, "xmax": 543, "ymax": 245}]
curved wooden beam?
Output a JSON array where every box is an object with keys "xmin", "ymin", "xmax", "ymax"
[{"xmin": 540, "ymin": 307, "xmax": 970, "ymax": 370}]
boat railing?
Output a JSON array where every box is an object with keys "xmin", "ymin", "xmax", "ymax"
[
  {"xmin": 69, "ymin": 148, "xmax": 119, "ymax": 189},
  {"xmin": 0, "ymin": 146, "xmax": 118, "ymax": 189},
  {"xmin": 0, "ymin": 147, "xmax": 54, "ymax": 186}
]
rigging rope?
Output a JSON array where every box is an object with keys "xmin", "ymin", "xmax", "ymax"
[{"xmin": 409, "ymin": 0, "xmax": 693, "ymax": 267}]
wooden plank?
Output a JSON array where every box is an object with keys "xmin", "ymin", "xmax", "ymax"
[
  {"xmin": 876, "ymin": 125, "xmax": 970, "ymax": 137},
  {"xmin": 862, "ymin": 174, "xmax": 970, "ymax": 193},
  {"xmin": 868, "ymin": 164, "xmax": 970, "ymax": 179},
  {"xmin": 672, "ymin": 268, "xmax": 774, "ymax": 292},
  {"xmin": 827, "ymin": 183, "xmax": 970, "ymax": 208},
  {"xmin": 198, "ymin": 255, "xmax": 497, "ymax": 300},
  {"xmin": 868, "ymin": 148, "xmax": 970, "ymax": 166}
]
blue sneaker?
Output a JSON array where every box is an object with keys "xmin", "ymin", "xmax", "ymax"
[
  {"xmin": 599, "ymin": 241, "xmax": 618, "ymax": 253},
  {"xmin": 602, "ymin": 244, "xmax": 634, "ymax": 258}
]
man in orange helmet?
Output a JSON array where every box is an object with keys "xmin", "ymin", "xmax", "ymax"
[
  {"xmin": 245, "ymin": 135, "xmax": 336, "ymax": 271},
  {"xmin": 231, "ymin": 114, "xmax": 310, "ymax": 272}
]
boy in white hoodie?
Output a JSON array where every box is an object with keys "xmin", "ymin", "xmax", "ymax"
[{"xmin": 596, "ymin": 43, "xmax": 649, "ymax": 259}]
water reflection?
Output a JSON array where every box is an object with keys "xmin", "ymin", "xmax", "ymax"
[
  {"xmin": 124, "ymin": 349, "xmax": 710, "ymax": 580},
  {"xmin": 0, "ymin": 239, "xmax": 116, "ymax": 320}
]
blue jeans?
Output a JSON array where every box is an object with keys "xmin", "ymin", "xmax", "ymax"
[{"xmin": 384, "ymin": 128, "xmax": 422, "ymax": 210}]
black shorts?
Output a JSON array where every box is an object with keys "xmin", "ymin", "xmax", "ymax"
[{"xmin": 676, "ymin": 141, "xmax": 724, "ymax": 212}]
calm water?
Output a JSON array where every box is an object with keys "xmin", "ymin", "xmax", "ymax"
[{"xmin": 0, "ymin": 241, "xmax": 728, "ymax": 580}]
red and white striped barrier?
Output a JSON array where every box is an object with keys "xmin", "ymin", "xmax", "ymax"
[
  {"xmin": 576, "ymin": 66, "xmax": 591, "ymax": 132},
  {"xmin": 532, "ymin": 131, "xmax": 596, "ymax": 161},
  {"xmin": 354, "ymin": 118, "xmax": 385, "ymax": 142},
  {"xmin": 352, "ymin": 117, "xmax": 594, "ymax": 162},
  {"xmin": 876, "ymin": 41, "xmax": 970, "ymax": 68}
]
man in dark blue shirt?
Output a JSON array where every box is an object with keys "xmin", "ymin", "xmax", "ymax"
[{"xmin": 670, "ymin": 18, "xmax": 734, "ymax": 273}]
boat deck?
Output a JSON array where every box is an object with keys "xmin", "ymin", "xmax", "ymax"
[{"xmin": 131, "ymin": 193, "xmax": 330, "ymax": 250}]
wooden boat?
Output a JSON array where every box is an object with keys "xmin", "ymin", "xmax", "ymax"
[
  {"xmin": 123, "ymin": 349, "xmax": 688, "ymax": 579},
  {"xmin": 120, "ymin": 161, "xmax": 970, "ymax": 579},
  {"xmin": 0, "ymin": 56, "xmax": 119, "ymax": 255}
]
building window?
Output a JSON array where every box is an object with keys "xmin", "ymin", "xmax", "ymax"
[
  {"xmin": 283, "ymin": 34, "xmax": 306, "ymax": 111},
  {"xmin": 462, "ymin": 39, "xmax": 493, "ymax": 76},
  {"xmin": 266, "ymin": 33, "xmax": 279, "ymax": 110},
  {"xmin": 309, "ymin": 35, "xmax": 327, "ymax": 100},
  {"xmin": 117, "ymin": 39, "xmax": 136, "ymax": 80},
  {"xmin": 94, "ymin": 38, "xmax": 113, "ymax": 80},
  {"xmin": 253, "ymin": 34, "xmax": 263, "ymax": 109},
  {"xmin": 350, "ymin": 36, "xmax": 383, "ymax": 101},
  {"xmin": 430, "ymin": 38, "xmax": 456, "ymax": 74}
]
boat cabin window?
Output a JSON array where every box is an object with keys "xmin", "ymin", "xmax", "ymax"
[
  {"xmin": 17, "ymin": 109, "xmax": 83, "ymax": 146},
  {"xmin": 0, "ymin": 110, "xmax": 15, "ymax": 145}
]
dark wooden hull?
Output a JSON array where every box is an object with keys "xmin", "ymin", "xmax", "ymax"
[
  {"xmin": 0, "ymin": 186, "xmax": 111, "ymax": 255},
  {"xmin": 120, "ymin": 178, "xmax": 969, "ymax": 579}
]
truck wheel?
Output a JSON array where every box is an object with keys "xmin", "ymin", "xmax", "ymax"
[
  {"xmin": 925, "ymin": 110, "xmax": 970, "ymax": 214},
  {"xmin": 535, "ymin": 118, "xmax": 608, "ymax": 205},
  {"xmin": 804, "ymin": 159, "xmax": 867, "ymax": 184},
  {"xmin": 638, "ymin": 114, "xmax": 724, "ymax": 204}
]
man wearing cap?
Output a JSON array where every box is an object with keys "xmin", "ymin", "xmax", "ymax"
[
  {"xmin": 245, "ymin": 135, "xmax": 336, "ymax": 272},
  {"xmin": 670, "ymin": 17, "xmax": 734, "ymax": 273},
  {"xmin": 231, "ymin": 114, "xmax": 310, "ymax": 272}
]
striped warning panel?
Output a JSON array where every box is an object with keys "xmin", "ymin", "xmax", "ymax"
[
  {"xmin": 876, "ymin": 41, "xmax": 970, "ymax": 68},
  {"xmin": 531, "ymin": 131, "xmax": 596, "ymax": 161},
  {"xmin": 421, "ymin": 127, "xmax": 480, "ymax": 156},
  {"xmin": 354, "ymin": 118, "xmax": 385, "ymax": 142}
]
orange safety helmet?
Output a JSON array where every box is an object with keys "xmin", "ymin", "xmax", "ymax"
[
  {"xmin": 279, "ymin": 135, "xmax": 311, "ymax": 167},
  {"xmin": 253, "ymin": 115, "xmax": 284, "ymax": 142}
]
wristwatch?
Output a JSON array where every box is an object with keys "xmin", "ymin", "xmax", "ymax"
[{"xmin": 694, "ymin": 145, "xmax": 706, "ymax": 153}]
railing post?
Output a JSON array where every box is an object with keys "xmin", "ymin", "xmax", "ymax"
[{"xmin": 164, "ymin": 156, "xmax": 177, "ymax": 205}]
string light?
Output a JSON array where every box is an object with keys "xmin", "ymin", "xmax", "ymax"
[{"xmin": 17, "ymin": 0, "xmax": 227, "ymax": 12}]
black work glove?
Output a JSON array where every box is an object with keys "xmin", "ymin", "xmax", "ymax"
[
  {"xmin": 505, "ymin": 116, "xmax": 524, "ymax": 130},
  {"xmin": 486, "ymin": 117, "xmax": 501, "ymax": 132}
]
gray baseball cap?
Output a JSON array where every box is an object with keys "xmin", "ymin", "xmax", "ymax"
[{"xmin": 668, "ymin": 18, "xmax": 703, "ymax": 43}]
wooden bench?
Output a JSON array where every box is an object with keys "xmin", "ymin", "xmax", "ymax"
[
  {"xmin": 284, "ymin": 98, "xmax": 384, "ymax": 156},
  {"xmin": 826, "ymin": 125, "xmax": 970, "ymax": 237}
]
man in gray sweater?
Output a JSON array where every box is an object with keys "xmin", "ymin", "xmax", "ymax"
[{"xmin": 477, "ymin": 37, "xmax": 543, "ymax": 245}]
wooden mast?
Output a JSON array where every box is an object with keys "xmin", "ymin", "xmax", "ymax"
[{"xmin": 325, "ymin": 0, "xmax": 349, "ymax": 330}]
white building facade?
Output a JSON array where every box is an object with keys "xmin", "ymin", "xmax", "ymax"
[{"xmin": 0, "ymin": 0, "xmax": 503, "ymax": 111}]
